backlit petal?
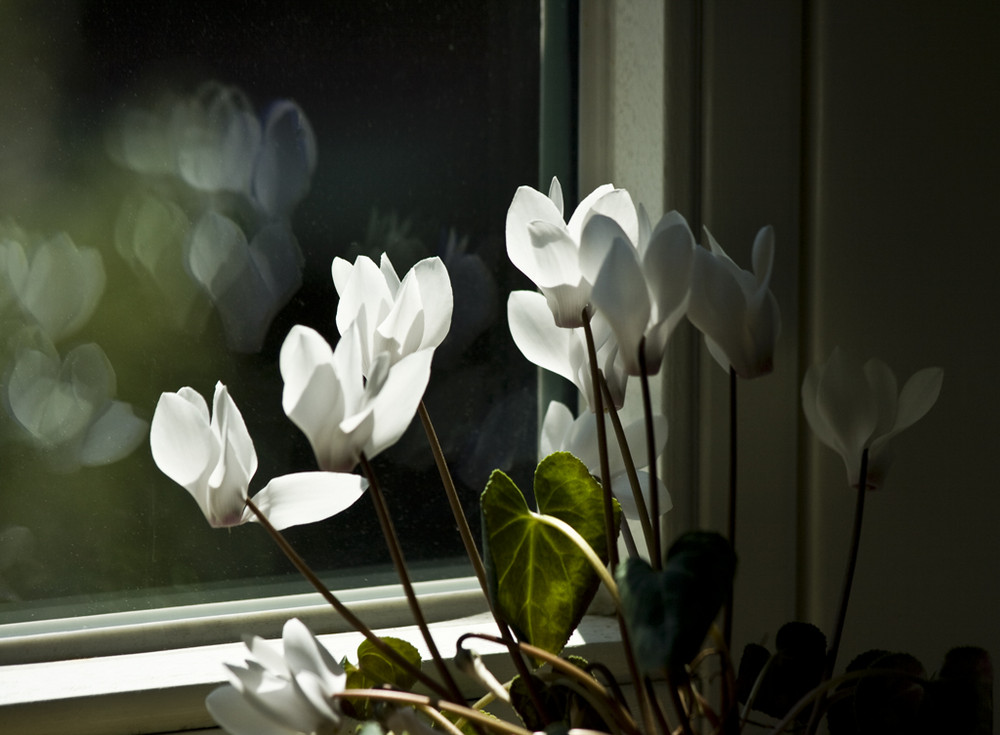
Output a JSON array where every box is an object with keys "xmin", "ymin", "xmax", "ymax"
[{"xmin": 249, "ymin": 472, "xmax": 367, "ymax": 530}]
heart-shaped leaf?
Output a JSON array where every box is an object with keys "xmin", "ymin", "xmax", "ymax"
[
  {"xmin": 481, "ymin": 452, "xmax": 620, "ymax": 656},
  {"xmin": 343, "ymin": 636, "xmax": 421, "ymax": 719},
  {"xmin": 616, "ymin": 531, "xmax": 735, "ymax": 677}
]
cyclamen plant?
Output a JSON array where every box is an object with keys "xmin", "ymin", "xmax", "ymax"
[{"xmin": 151, "ymin": 178, "xmax": 987, "ymax": 735}]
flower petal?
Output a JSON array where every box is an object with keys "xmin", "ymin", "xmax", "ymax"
[
  {"xmin": 150, "ymin": 389, "xmax": 216, "ymax": 495},
  {"xmin": 282, "ymin": 618, "xmax": 346, "ymax": 719},
  {"xmin": 540, "ymin": 401, "xmax": 574, "ymax": 459},
  {"xmin": 249, "ymin": 472, "xmax": 368, "ymax": 530},
  {"xmin": 507, "ymin": 291, "xmax": 575, "ymax": 382},
  {"xmin": 888, "ymin": 366, "xmax": 943, "ymax": 437},
  {"xmin": 366, "ymin": 348, "xmax": 434, "ymax": 460},
  {"xmin": 526, "ymin": 220, "xmax": 582, "ymax": 288},
  {"xmin": 591, "ymin": 235, "xmax": 651, "ymax": 375},
  {"xmin": 815, "ymin": 348, "xmax": 877, "ymax": 474},
  {"xmin": 206, "ymin": 685, "xmax": 301, "ymax": 735},
  {"xmin": 505, "ymin": 185, "xmax": 566, "ymax": 280}
]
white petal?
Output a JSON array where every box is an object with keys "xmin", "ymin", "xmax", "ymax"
[
  {"xmin": 547, "ymin": 176, "xmax": 564, "ymax": 215},
  {"xmin": 410, "ymin": 256, "xmax": 453, "ymax": 350},
  {"xmin": 150, "ymin": 390, "xmax": 217, "ymax": 495},
  {"xmin": 613, "ymin": 470, "xmax": 672, "ymax": 521},
  {"xmin": 591, "ymin": 236, "xmax": 650, "ymax": 375},
  {"xmin": 688, "ymin": 245, "xmax": 746, "ymax": 369},
  {"xmin": 282, "ymin": 618, "xmax": 346, "ymax": 718},
  {"xmin": 507, "ymin": 291, "xmax": 576, "ymax": 382},
  {"xmin": 863, "ymin": 358, "xmax": 899, "ymax": 440},
  {"xmin": 249, "ymin": 472, "xmax": 368, "ymax": 530},
  {"xmin": 366, "ymin": 348, "xmax": 434, "ymax": 460},
  {"xmin": 565, "ymin": 183, "xmax": 616, "ymax": 241},
  {"xmin": 584, "ymin": 188, "xmax": 639, "ymax": 249},
  {"xmin": 505, "ymin": 185, "xmax": 566, "ymax": 279},
  {"xmin": 206, "ymin": 685, "xmax": 301, "ymax": 735},
  {"xmin": 334, "ymin": 255, "xmax": 392, "ymax": 344},
  {"xmin": 212, "ymin": 383, "xmax": 258, "ymax": 492},
  {"xmin": 578, "ymin": 213, "xmax": 633, "ymax": 285},
  {"xmin": 330, "ymin": 256, "xmax": 353, "ymax": 297},
  {"xmin": 888, "ymin": 366, "xmax": 944, "ymax": 437},
  {"xmin": 540, "ymin": 401, "xmax": 574, "ymax": 458},
  {"xmin": 225, "ymin": 662, "xmax": 320, "ymax": 733},
  {"xmin": 526, "ymin": 220, "xmax": 583, "ymax": 288},
  {"xmin": 815, "ymin": 348, "xmax": 877, "ymax": 475}
]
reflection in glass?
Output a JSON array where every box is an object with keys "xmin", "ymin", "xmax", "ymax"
[{"xmin": 0, "ymin": 1, "xmax": 546, "ymax": 621}]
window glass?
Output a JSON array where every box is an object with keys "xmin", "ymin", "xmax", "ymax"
[{"xmin": 0, "ymin": 0, "xmax": 554, "ymax": 623}]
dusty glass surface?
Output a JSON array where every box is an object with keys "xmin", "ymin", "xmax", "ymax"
[{"xmin": 0, "ymin": 0, "xmax": 555, "ymax": 621}]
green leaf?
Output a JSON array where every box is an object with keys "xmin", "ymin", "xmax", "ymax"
[
  {"xmin": 509, "ymin": 673, "xmax": 611, "ymax": 732},
  {"xmin": 616, "ymin": 531, "xmax": 735, "ymax": 677},
  {"xmin": 344, "ymin": 636, "xmax": 421, "ymax": 719},
  {"xmin": 481, "ymin": 452, "xmax": 620, "ymax": 656}
]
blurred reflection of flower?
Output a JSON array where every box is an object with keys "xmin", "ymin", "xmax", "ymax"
[
  {"xmin": 0, "ymin": 222, "xmax": 105, "ymax": 343},
  {"xmin": 4, "ymin": 333, "xmax": 148, "ymax": 472},
  {"xmin": 108, "ymin": 81, "xmax": 317, "ymax": 352}
]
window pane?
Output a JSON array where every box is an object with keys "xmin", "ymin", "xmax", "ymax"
[{"xmin": 0, "ymin": 0, "xmax": 553, "ymax": 623}]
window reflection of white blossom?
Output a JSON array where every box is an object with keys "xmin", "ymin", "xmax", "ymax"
[
  {"xmin": 4, "ymin": 337, "xmax": 148, "ymax": 472},
  {"xmin": 108, "ymin": 81, "xmax": 317, "ymax": 352},
  {"xmin": 188, "ymin": 211, "xmax": 304, "ymax": 353},
  {"xmin": 114, "ymin": 192, "xmax": 209, "ymax": 332},
  {"xmin": 437, "ymin": 229, "xmax": 497, "ymax": 362},
  {"xmin": 0, "ymin": 225, "xmax": 105, "ymax": 343}
]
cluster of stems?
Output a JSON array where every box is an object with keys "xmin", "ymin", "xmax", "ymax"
[{"xmin": 244, "ymin": 309, "xmax": 870, "ymax": 735}]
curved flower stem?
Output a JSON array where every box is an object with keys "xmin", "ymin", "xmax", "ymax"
[
  {"xmin": 804, "ymin": 447, "xmax": 870, "ymax": 735},
  {"xmin": 417, "ymin": 400, "xmax": 488, "ymax": 593},
  {"xmin": 581, "ymin": 308, "xmax": 655, "ymax": 735},
  {"xmin": 242, "ymin": 497, "xmax": 448, "ymax": 699},
  {"xmin": 334, "ymin": 688, "xmax": 533, "ymax": 735},
  {"xmin": 415, "ymin": 401, "xmax": 551, "ymax": 724},
  {"xmin": 458, "ymin": 632, "xmax": 641, "ymax": 735},
  {"xmin": 723, "ymin": 367, "xmax": 737, "ymax": 651},
  {"xmin": 722, "ymin": 367, "xmax": 738, "ymax": 734},
  {"xmin": 667, "ymin": 676, "xmax": 696, "ymax": 735},
  {"xmin": 600, "ymin": 374, "xmax": 655, "ymax": 561},
  {"xmin": 581, "ymin": 307, "xmax": 617, "ymax": 570},
  {"xmin": 534, "ymin": 513, "xmax": 620, "ymax": 608},
  {"xmin": 638, "ymin": 339, "xmax": 661, "ymax": 569},
  {"xmin": 358, "ymin": 453, "xmax": 467, "ymax": 706}
]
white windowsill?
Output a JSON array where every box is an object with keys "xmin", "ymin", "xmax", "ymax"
[{"xmin": 0, "ymin": 610, "xmax": 626, "ymax": 735}]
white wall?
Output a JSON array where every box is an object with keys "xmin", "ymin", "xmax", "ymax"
[
  {"xmin": 801, "ymin": 0, "xmax": 1000, "ymax": 712},
  {"xmin": 586, "ymin": 0, "xmax": 999, "ymax": 727}
]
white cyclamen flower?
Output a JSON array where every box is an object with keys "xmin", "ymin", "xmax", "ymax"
[
  {"xmin": 280, "ymin": 323, "xmax": 433, "ymax": 472},
  {"xmin": 687, "ymin": 225, "xmax": 781, "ymax": 378},
  {"xmin": 507, "ymin": 289, "xmax": 627, "ymax": 411},
  {"xmin": 540, "ymin": 401, "xmax": 671, "ymax": 521},
  {"xmin": 206, "ymin": 618, "xmax": 346, "ymax": 735},
  {"xmin": 151, "ymin": 382, "xmax": 367, "ymax": 529},
  {"xmin": 801, "ymin": 347, "xmax": 943, "ymax": 489},
  {"xmin": 506, "ymin": 176, "xmax": 639, "ymax": 328},
  {"xmin": 331, "ymin": 252, "xmax": 452, "ymax": 375},
  {"xmin": 589, "ymin": 209, "xmax": 695, "ymax": 375}
]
